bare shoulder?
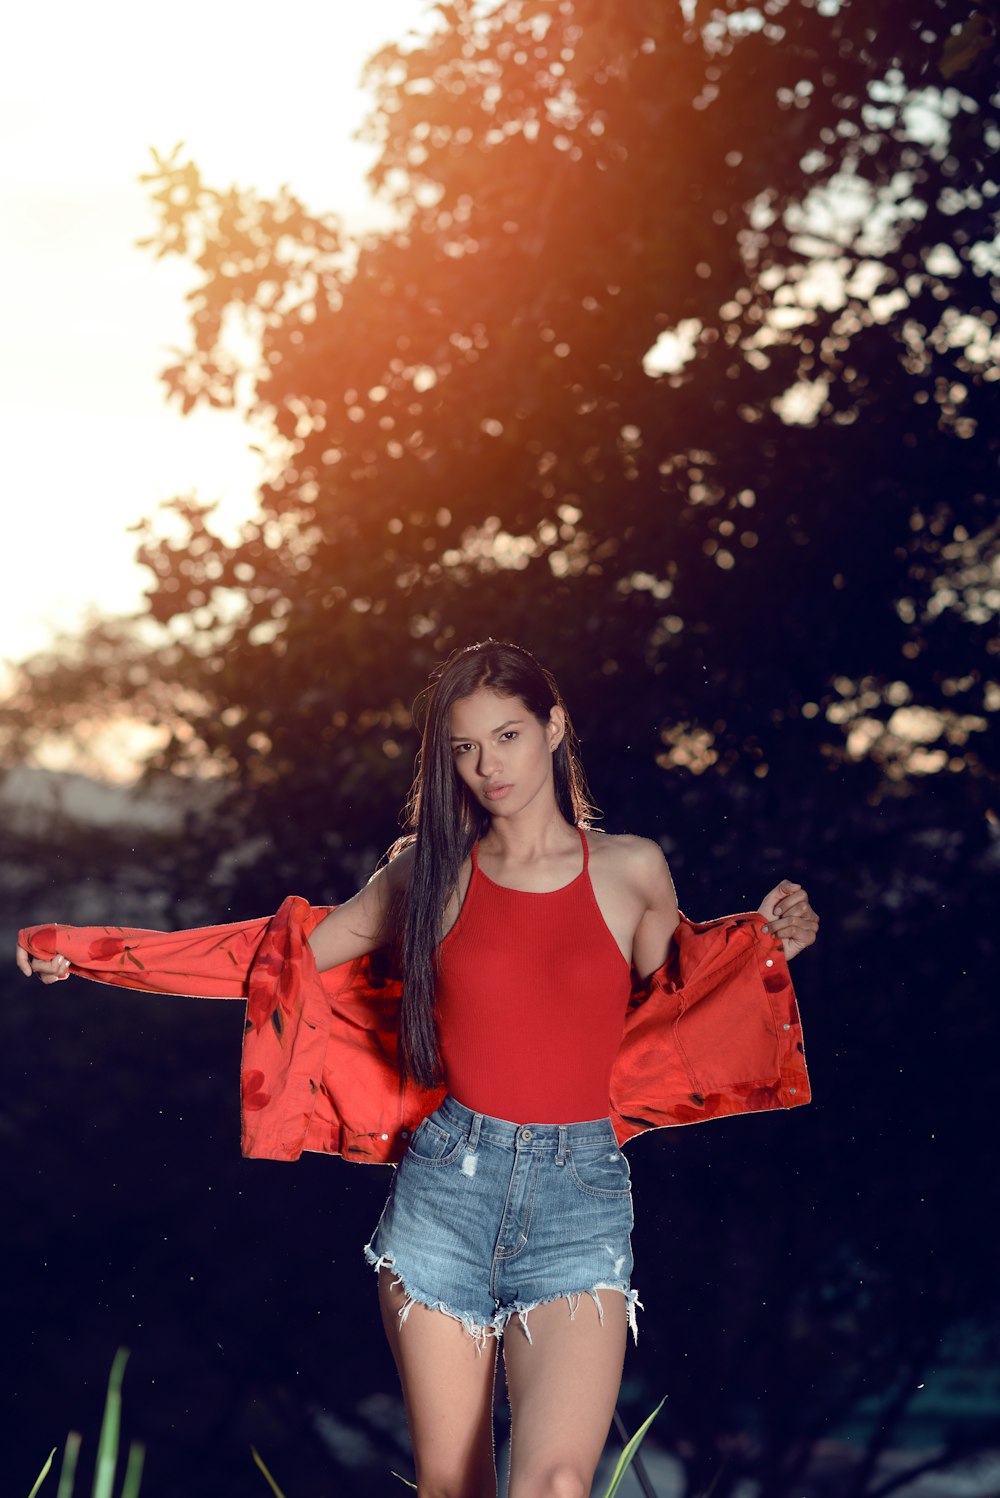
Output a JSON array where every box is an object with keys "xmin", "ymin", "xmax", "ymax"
[
  {"xmin": 585, "ymin": 830, "xmax": 674, "ymax": 896},
  {"xmin": 585, "ymin": 828, "xmax": 668, "ymax": 868}
]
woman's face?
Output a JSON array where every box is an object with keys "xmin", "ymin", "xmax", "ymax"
[{"xmin": 449, "ymin": 687, "xmax": 565, "ymax": 817}]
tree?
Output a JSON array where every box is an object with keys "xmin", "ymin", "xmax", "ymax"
[
  {"xmin": 4, "ymin": 0, "xmax": 997, "ymax": 898},
  {"xmin": 4, "ymin": 4, "xmax": 999, "ymax": 1492}
]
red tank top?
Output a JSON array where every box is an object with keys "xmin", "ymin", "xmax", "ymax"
[{"xmin": 435, "ymin": 827, "xmax": 632, "ymax": 1123}]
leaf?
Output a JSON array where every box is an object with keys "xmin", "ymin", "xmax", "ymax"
[
  {"xmin": 600, "ymin": 1397, "xmax": 666, "ymax": 1498},
  {"xmin": 26, "ymin": 1448, "xmax": 55, "ymax": 1498},
  {"xmin": 120, "ymin": 1442, "xmax": 146, "ymax": 1498},
  {"xmin": 92, "ymin": 1347, "xmax": 129, "ymax": 1498},
  {"xmin": 698, "ymin": 1456, "xmax": 732, "ymax": 1497},
  {"xmin": 55, "ymin": 1433, "xmax": 81, "ymax": 1498},
  {"xmin": 251, "ymin": 1446, "xmax": 289, "ymax": 1498}
]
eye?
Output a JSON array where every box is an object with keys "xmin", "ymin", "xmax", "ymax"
[
  {"xmin": 499, "ymin": 730, "xmax": 518, "ymax": 742},
  {"xmin": 452, "ymin": 742, "xmax": 472, "ymax": 756}
]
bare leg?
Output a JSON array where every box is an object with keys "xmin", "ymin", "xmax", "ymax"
[
  {"xmin": 378, "ymin": 1268, "xmax": 500, "ymax": 1498},
  {"xmin": 503, "ymin": 1290, "xmax": 629, "ymax": 1498}
]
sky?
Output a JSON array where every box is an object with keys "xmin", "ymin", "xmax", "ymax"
[{"xmin": 0, "ymin": 0, "xmax": 432, "ymax": 667}]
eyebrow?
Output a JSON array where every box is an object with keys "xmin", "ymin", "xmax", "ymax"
[{"xmin": 449, "ymin": 718, "xmax": 524, "ymax": 740}]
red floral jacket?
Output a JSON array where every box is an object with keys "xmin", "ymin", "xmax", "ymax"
[{"xmin": 18, "ymin": 899, "xmax": 810, "ymax": 1165}]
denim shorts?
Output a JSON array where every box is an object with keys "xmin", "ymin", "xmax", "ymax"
[{"xmin": 364, "ymin": 1094, "xmax": 641, "ymax": 1348}]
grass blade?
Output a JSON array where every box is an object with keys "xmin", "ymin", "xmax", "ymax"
[
  {"xmin": 92, "ymin": 1348, "xmax": 129, "ymax": 1498},
  {"xmin": 27, "ymin": 1447, "xmax": 56, "ymax": 1498},
  {"xmin": 696, "ymin": 1455, "xmax": 731, "ymax": 1498},
  {"xmin": 601, "ymin": 1397, "xmax": 666, "ymax": 1498},
  {"xmin": 391, "ymin": 1473, "xmax": 418, "ymax": 1489},
  {"xmin": 56, "ymin": 1433, "xmax": 82, "ymax": 1498},
  {"xmin": 251, "ymin": 1446, "xmax": 289, "ymax": 1498},
  {"xmin": 120, "ymin": 1441, "xmax": 145, "ymax": 1498}
]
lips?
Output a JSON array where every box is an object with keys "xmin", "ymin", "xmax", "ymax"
[{"xmin": 483, "ymin": 783, "xmax": 513, "ymax": 801}]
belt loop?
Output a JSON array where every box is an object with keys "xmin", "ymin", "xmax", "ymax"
[
  {"xmin": 557, "ymin": 1125, "xmax": 568, "ymax": 1166},
  {"xmin": 466, "ymin": 1112, "xmax": 483, "ymax": 1152}
]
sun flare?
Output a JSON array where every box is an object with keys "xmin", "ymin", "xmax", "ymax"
[{"xmin": 0, "ymin": 1, "xmax": 432, "ymax": 667}]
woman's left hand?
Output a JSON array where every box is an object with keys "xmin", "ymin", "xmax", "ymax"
[{"xmin": 758, "ymin": 880, "xmax": 819, "ymax": 960}]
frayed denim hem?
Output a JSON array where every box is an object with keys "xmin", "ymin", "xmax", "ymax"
[
  {"xmin": 496, "ymin": 1284, "xmax": 643, "ymax": 1347},
  {"xmin": 364, "ymin": 1243, "xmax": 500, "ymax": 1354},
  {"xmin": 365, "ymin": 1241, "xmax": 641, "ymax": 1352}
]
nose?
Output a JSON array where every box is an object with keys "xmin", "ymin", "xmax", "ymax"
[{"xmin": 477, "ymin": 743, "xmax": 502, "ymax": 778}]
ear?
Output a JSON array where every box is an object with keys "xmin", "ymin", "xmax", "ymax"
[{"xmin": 546, "ymin": 705, "xmax": 566, "ymax": 752}]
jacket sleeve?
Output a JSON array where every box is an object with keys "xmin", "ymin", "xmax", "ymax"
[{"xmin": 15, "ymin": 913, "xmax": 322, "ymax": 999}]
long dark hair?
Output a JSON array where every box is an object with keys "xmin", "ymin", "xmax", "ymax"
[{"xmin": 396, "ymin": 640, "xmax": 596, "ymax": 1087}]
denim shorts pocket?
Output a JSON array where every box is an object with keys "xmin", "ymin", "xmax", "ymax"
[
  {"xmin": 405, "ymin": 1116, "xmax": 464, "ymax": 1166},
  {"xmin": 566, "ymin": 1143, "xmax": 632, "ymax": 1198}
]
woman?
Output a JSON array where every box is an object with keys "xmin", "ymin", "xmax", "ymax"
[{"xmin": 18, "ymin": 639, "xmax": 819, "ymax": 1498}]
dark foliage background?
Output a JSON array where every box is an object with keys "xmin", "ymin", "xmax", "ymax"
[{"xmin": 2, "ymin": 1, "xmax": 999, "ymax": 1494}]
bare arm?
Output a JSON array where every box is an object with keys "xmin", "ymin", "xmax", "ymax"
[
  {"xmin": 630, "ymin": 848, "xmax": 819, "ymax": 973},
  {"xmin": 13, "ymin": 847, "xmax": 416, "ymax": 988},
  {"xmin": 306, "ymin": 843, "xmax": 415, "ymax": 972},
  {"xmin": 630, "ymin": 840, "xmax": 681, "ymax": 980}
]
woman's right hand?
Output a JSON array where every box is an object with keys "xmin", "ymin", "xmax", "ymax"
[{"xmin": 16, "ymin": 945, "xmax": 71, "ymax": 984}]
